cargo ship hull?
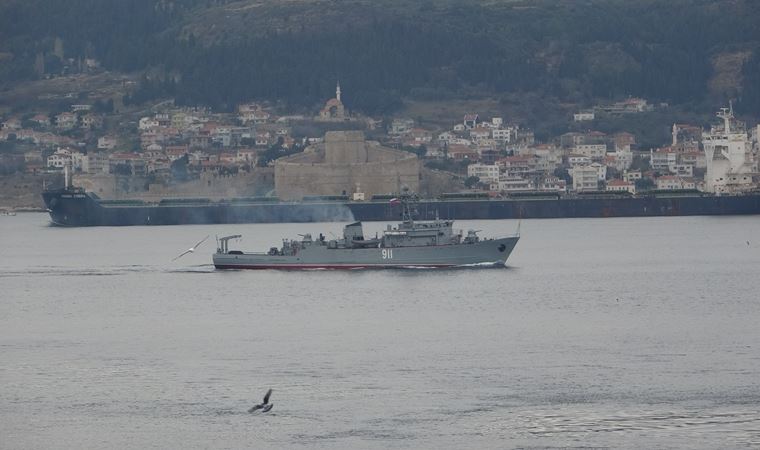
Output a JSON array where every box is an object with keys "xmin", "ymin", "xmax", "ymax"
[{"xmin": 42, "ymin": 190, "xmax": 760, "ymax": 226}]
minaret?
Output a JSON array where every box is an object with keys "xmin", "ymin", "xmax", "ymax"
[
  {"xmin": 336, "ymin": 82, "xmax": 341, "ymax": 102},
  {"xmin": 672, "ymin": 123, "xmax": 678, "ymax": 146}
]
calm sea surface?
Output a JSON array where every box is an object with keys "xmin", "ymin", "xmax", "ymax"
[{"xmin": 1, "ymin": 213, "xmax": 760, "ymax": 449}]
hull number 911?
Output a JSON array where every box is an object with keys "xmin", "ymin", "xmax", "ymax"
[{"xmin": 381, "ymin": 249, "xmax": 394, "ymax": 259}]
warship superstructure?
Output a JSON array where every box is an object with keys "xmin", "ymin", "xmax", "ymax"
[{"xmin": 212, "ymin": 192, "xmax": 519, "ymax": 269}]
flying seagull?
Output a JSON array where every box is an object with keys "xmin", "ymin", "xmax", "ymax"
[
  {"xmin": 248, "ymin": 389, "xmax": 273, "ymax": 413},
  {"xmin": 172, "ymin": 235, "xmax": 209, "ymax": 261}
]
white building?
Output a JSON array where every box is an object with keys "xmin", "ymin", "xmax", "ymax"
[
  {"xmin": 138, "ymin": 117, "xmax": 160, "ymax": 130},
  {"xmin": 498, "ymin": 175, "xmax": 534, "ymax": 192},
  {"xmin": 408, "ymin": 128, "xmax": 432, "ymax": 144},
  {"xmin": 606, "ymin": 179, "xmax": 635, "ymax": 194},
  {"xmin": 389, "ymin": 118, "xmax": 414, "ymax": 135},
  {"xmin": 573, "ymin": 111, "xmax": 595, "ymax": 122},
  {"xmin": 469, "ymin": 127, "xmax": 490, "ymax": 143},
  {"xmin": 1, "ymin": 118, "xmax": 21, "ymax": 130},
  {"xmin": 491, "ymin": 128, "xmax": 510, "ymax": 143},
  {"xmin": 656, "ymin": 176, "xmax": 692, "ymax": 190},
  {"xmin": 568, "ymin": 154, "xmax": 591, "ymax": 167},
  {"xmin": 573, "ymin": 144, "xmax": 607, "ymax": 160},
  {"xmin": 623, "ymin": 170, "xmax": 642, "ymax": 183},
  {"xmin": 82, "ymin": 152, "xmax": 109, "ymax": 174},
  {"xmin": 670, "ymin": 164, "xmax": 694, "ymax": 177},
  {"xmin": 97, "ymin": 136, "xmax": 117, "ymax": 150},
  {"xmin": 437, "ymin": 131, "xmax": 455, "ymax": 145},
  {"xmin": 538, "ymin": 176, "xmax": 567, "ymax": 192},
  {"xmin": 450, "ymin": 137, "xmax": 472, "ymax": 146},
  {"xmin": 55, "ymin": 112, "xmax": 77, "ymax": 130},
  {"xmin": 80, "ymin": 114, "xmax": 102, "ymax": 129},
  {"xmin": 613, "ymin": 148, "xmax": 633, "ymax": 171},
  {"xmin": 463, "ymin": 114, "xmax": 478, "ymax": 129},
  {"xmin": 523, "ymin": 145, "xmax": 559, "ymax": 173},
  {"xmin": 467, "ymin": 163, "xmax": 500, "ymax": 184},
  {"xmin": 650, "ymin": 149, "xmax": 677, "ymax": 172},
  {"xmin": 590, "ymin": 162, "xmax": 607, "ymax": 181},
  {"xmin": 70, "ymin": 151, "xmax": 88, "ymax": 171},
  {"xmin": 571, "ymin": 165, "xmax": 599, "ymax": 191},
  {"xmin": 46, "ymin": 148, "xmax": 72, "ymax": 168},
  {"xmin": 680, "ymin": 151, "xmax": 706, "ymax": 169}
]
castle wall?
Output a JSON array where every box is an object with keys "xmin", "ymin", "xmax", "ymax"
[
  {"xmin": 275, "ymin": 131, "xmax": 420, "ymax": 200},
  {"xmin": 325, "ymin": 130, "xmax": 367, "ymax": 164},
  {"xmin": 274, "ymin": 163, "xmax": 353, "ymax": 199},
  {"xmin": 274, "ymin": 158, "xmax": 420, "ymax": 200},
  {"xmin": 74, "ymin": 169, "xmax": 274, "ymax": 201}
]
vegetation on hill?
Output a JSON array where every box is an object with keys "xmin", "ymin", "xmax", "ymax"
[{"xmin": 2, "ymin": 0, "xmax": 760, "ymax": 116}]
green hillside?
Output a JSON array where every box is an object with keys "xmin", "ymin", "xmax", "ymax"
[{"xmin": 1, "ymin": 0, "xmax": 760, "ymax": 115}]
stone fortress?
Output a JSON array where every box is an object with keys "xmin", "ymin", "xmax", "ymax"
[{"xmin": 274, "ymin": 130, "xmax": 420, "ymax": 200}]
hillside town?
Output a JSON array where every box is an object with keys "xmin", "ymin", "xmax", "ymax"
[{"xmin": 1, "ymin": 84, "xmax": 759, "ymax": 207}]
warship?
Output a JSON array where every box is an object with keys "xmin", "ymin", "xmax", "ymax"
[{"xmin": 212, "ymin": 192, "xmax": 519, "ymax": 270}]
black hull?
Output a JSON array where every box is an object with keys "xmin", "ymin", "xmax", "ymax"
[{"xmin": 42, "ymin": 190, "xmax": 760, "ymax": 226}]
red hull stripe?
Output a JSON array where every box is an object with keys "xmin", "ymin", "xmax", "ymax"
[{"xmin": 215, "ymin": 263, "xmax": 457, "ymax": 270}]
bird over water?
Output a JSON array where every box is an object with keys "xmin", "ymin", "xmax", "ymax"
[
  {"xmin": 172, "ymin": 235, "xmax": 209, "ymax": 261},
  {"xmin": 248, "ymin": 389, "xmax": 273, "ymax": 413}
]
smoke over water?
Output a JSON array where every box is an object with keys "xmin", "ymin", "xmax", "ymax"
[
  {"xmin": 224, "ymin": 202, "xmax": 356, "ymax": 224},
  {"xmin": 104, "ymin": 201, "xmax": 358, "ymax": 226}
]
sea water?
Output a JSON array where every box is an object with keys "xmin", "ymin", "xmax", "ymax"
[{"xmin": 1, "ymin": 213, "xmax": 759, "ymax": 449}]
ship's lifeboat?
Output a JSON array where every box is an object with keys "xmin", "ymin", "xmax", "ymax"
[{"xmin": 351, "ymin": 238, "xmax": 382, "ymax": 248}]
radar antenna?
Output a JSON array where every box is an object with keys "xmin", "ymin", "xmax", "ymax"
[{"xmin": 399, "ymin": 187, "xmax": 419, "ymax": 224}]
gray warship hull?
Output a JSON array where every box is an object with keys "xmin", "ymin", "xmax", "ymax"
[{"xmin": 213, "ymin": 235, "xmax": 519, "ymax": 270}]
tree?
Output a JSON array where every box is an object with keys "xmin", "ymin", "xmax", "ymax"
[
  {"xmin": 113, "ymin": 163, "xmax": 132, "ymax": 176},
  {"xmin": 93, "ymin": 98, "xmax": 114, "ymax": 114},
  {"xmin": 171, "ymin": 154, "xmax": 189, "ymax": 181},
  {"xmin": 401, "ymin": 145, "xmax": 426, "ymax": 157},
  {"xmin": 635, "ymin": 177, "xmax": 655, "ymax": 192},
  {"xmin": 630, "ymin": 155, "xmax": 650, "ymax": 172},
  {"xmin": 553, "ymin": 167, "xmax": 572, "ymax": 185},
  {"xmin": 464, "ymin": 176, "xmax": 480, "ymax": 188}
]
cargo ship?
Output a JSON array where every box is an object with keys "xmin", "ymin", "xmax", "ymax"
[{"xmin": 41, "ymin": 185, "xmax": 760, "ymax": 226}]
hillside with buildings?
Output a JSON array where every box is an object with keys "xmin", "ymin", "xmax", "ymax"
[
  {"xmin": 2, "ymin": 80, "xmax": 759, "ymax": 210},
  {"xmin": 1, "ymin": 1, "xmax": 760, "ymax": 208}
]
